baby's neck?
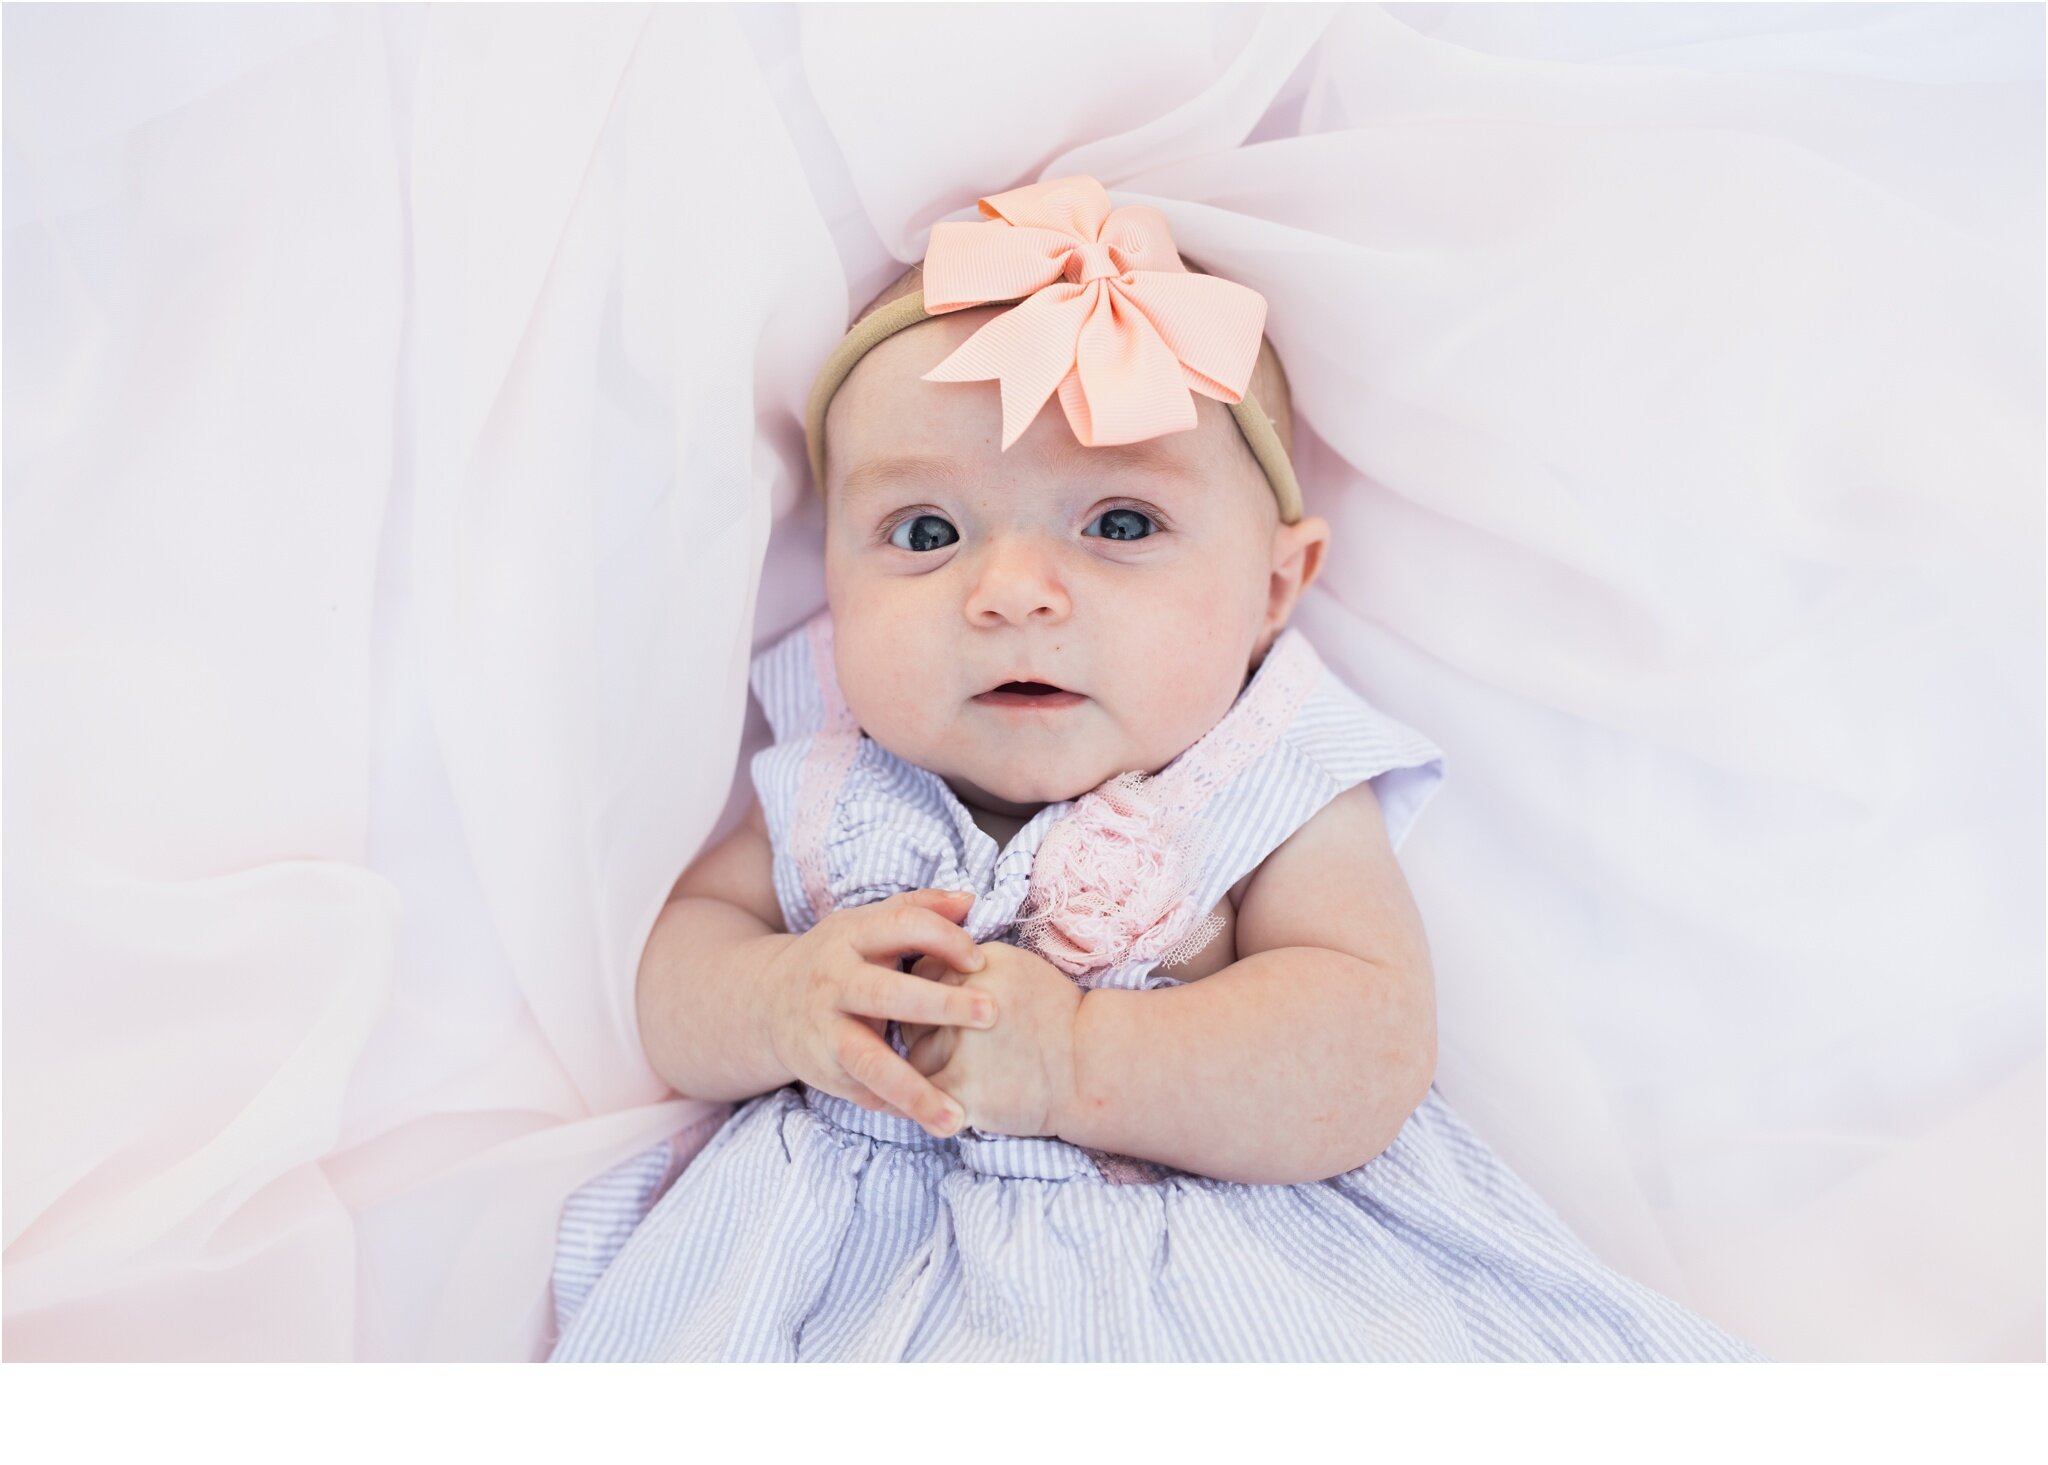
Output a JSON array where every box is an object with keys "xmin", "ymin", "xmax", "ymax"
[
  {"xmin": 963, "ymin": 800, "xmax": 1034, "ymax": 851},
  {"xmin": 942, "ymin": 778, "xmax": 1045, "ymax": 850}
]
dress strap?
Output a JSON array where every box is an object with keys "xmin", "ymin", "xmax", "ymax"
[
  {"xmin": 748, "ymin": 609, "xmax": 847, "ymax": 742},
  {"xmin": 749, "ymin": 611, "xmax": 862, "ymax": 930},
  {"xmin": 1278, "ymin": 651, "xmax": 1445, "ymax": 854}
]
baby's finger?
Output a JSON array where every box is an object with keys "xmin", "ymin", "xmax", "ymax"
[
  {"xmin": 907, "ymin": 953, "xmax": 969, "ymax": 986},
  {"xmin": 888, "ymin": 888, "xmax": 979, "ymax": 933},
  {"xmin": 843, "ymin": 964, "xmax": 995, "ymax": 1031},
  {"xmin": 905, "ymin": 1024, "xmax": 955, "ymax": 1079},
  {"xmin": 818, "ymin": 1079, "xmax": 911, "ymax": 1123},
  {"xmin": 897, "ymin": 887, "xmax": 977, "ymax": 917},
  {"xmin": 832, "ymin": 1018, "xmax": 964, "ymax": 1138},
  {"xmin": 849, "ymin": 904, "xmax": 986, "ymax": 976},
  {"xmin": 848, "ymin": 1089, "xmax": 911, "ymax": 1120}
]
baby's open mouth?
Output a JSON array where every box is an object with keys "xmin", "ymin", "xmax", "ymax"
[{"xmin": 974, "ymin": 680, "xmax": 1086, "ymax": 710}]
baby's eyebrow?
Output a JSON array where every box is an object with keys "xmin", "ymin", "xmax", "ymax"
[
  {"xmin": 838, "ymin": 454, "xmax": 965, "ymax": 508},
  {"xmin": 1046, "ymin": 437, "xmax": 1198, "ymax": 477}
]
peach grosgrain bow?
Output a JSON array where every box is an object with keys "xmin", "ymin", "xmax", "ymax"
[{"xmin": 918, "ymin": 175, "xmax": 1269, "ymax": 451}]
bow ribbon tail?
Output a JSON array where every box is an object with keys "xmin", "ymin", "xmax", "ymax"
[
  {"xmin": 1115, "ymin": 271, "xmax": 1269, "ymax": 404},
  {"xmin": 921, "ymin": 285, "xmax": 1096, "ymax": 448},
  {"xmin": 1060, "ymin": 288, "xmax": 1200, "ymax": 446}
]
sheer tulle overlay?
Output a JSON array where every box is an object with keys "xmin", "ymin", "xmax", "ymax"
[{"xmin": 4, "ymin": 3, "xmax": 2039, "ymax": 1360}]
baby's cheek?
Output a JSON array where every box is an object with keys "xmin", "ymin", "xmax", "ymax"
[
  {"xmin": 1120, "ymin": 609, "xmax": 1248, "ymax": 741},
  {"xmin": 838, "ymin": 618, "xmax": 943, "ymax": 743}
]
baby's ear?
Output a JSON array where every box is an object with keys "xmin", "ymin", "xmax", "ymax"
[{"xmin": 1266, "ymin": 515, "xmax": 1332, "ymax": 631}]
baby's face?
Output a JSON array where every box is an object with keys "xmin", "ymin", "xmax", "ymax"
[{"xmin": 822, "ymin": 306, "xmax": 1325, "ymax": 817}]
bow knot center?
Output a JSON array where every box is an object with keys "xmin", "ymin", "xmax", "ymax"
[{"xmin": 1065, "ymin": 240, "xmax": 1124, "ymax": 285}]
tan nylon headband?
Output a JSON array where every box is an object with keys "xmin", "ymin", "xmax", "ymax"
[{"xmin": 803, "ymin": 290, "xmax": 1304, "ymax": 524}]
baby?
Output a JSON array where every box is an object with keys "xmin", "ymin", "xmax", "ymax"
[{"xmin": 550, "ymin": 177, "xmax": 1764, "ymax": 1362}]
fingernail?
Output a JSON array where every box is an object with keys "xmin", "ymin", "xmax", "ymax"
[
  {"xmin": 943, "ymin": 1105, "xmax": 965, "ymax": 1134},
  {"xmin": 967, "ymin": 951, "xmax": 986, "ymax": 972},
  {"xmin": 972, "ymin": 999, "xmax": 995, "ymax": 1026}
]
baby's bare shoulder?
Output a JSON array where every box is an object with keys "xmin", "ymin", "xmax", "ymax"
[
  {"xmin": 667, "ymin": 795, "xmax": 784, "ymax": 931},
  {"xmin": 1230, "ymin": 781, "xmax": 1430, "ymax": 973}
]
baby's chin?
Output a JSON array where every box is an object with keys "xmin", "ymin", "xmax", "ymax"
[{"xmin": 943, "ymin": 759, "xmax": 1123, "ymax": 814}]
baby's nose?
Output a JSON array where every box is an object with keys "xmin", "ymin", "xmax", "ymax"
[{"xmin": 963, "ymin": 540, "xmax": 1072, "ymax": 627}]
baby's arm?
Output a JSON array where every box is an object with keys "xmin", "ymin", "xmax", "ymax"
[
  {"xmin": 635, "ymin": 798, "xmax": 794, "ymax": 1101},
  {"xmin": 1052, "ymin": 780, "xmax": 1437, "ymax": 1184}
]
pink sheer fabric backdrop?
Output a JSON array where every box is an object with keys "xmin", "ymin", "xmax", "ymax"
[{"xmin": 4, "ymin": 2, "xmax": 2040, "ymax": 1360}]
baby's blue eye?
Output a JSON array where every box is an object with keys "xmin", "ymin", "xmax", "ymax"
[
  {"xmin": 1084, "ymin": 507, "xmax": 1157, "ymax": 542},
  {"xmin": 890, "ymin": 514, "xmax": 959, "ymax": 552}
]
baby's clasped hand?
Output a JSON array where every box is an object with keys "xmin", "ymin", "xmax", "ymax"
[
  {"xmin": 762, "ymin": 889, "xmax": 996, "ymax": 1139},
  {"xmin": 902, "ymin": 942, "xmax": 1083, "ymax": 1141}
]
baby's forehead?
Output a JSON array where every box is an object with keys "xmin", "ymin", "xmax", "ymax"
[
  {"xmin": 835, "ymin": 305, "xmax": 997, "ymax": 402},
  {"xmin": 831, "ymin": 404, "xmax": 1246, "ymax": 511}
]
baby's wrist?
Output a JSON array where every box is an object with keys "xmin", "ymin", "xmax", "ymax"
[
  {"xmin": 747, "ymin": 932, "xmax": 805, "ymax": 1082},
  {"xmin": 1049, "ymin": 987, "xmax": 1131, "ymax": 1149}
]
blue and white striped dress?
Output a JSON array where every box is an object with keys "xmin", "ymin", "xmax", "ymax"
[{"xmin": 550, "ymin": 613, "xmax": 1764, "ymax": 1362}]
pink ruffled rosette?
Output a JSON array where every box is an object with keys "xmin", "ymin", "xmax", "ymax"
[{"xmin": 1012, "ymin": 772, "xmax": 1225, "ymax": 984}]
